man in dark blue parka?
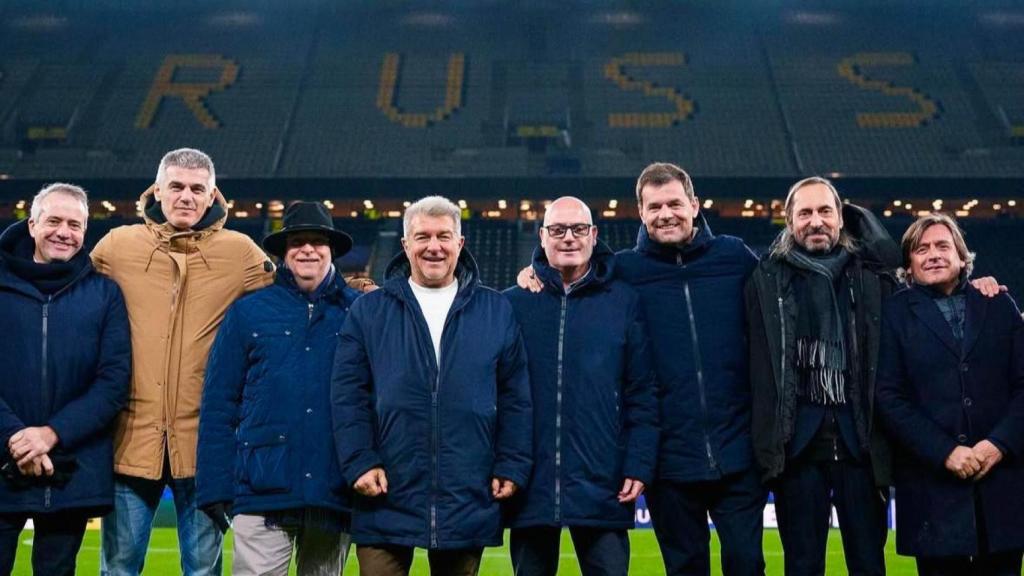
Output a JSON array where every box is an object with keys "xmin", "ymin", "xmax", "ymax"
[
  {"xmin": 0, "ymin": 183, "xmax": 131, "ymax": 576},
  {"xmin": 878, "ymin": 213, "xmax": 1024, "ymax": 575},
  {"xmin": 614, "ymin": 163, "xmax": 765, "ymax": 576},
  {"xmin": 331, "ymin": 196, "xmax": 532, "ymax": 576},
  {"xmin": 504, "ymin": 197, "xmax": 658, "ymax": 576},
  {"xmin": 196, "ymin": 202, "xmax": 360, "ymax": 575}
]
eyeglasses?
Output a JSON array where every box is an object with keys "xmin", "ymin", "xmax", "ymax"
[{"xmin": 543, "ymin": 223, "xmax": 593, "ymax": 238}]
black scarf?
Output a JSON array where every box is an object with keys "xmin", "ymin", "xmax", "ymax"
[
  {"xmin": 785, "ymin": 246, "xmax": 851, "ymax": 405},
  {"xmin": 0, "ymin": 221, "xmax": 88, "ymax": 295}
]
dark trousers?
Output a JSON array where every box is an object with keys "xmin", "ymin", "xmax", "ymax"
[
  {"xmin": 773, "ymin": 457, "xmax": 888, "ymax": 576},
  {"xmin": 0, "ymin": 510, "xmax": 90, "ymax": 576},
  {"xmin": 510, "ymin": 525, "xmax": 629, "ymax": 576},
  {"xmin": 647, "ymin": 467, "xmax": 767, "ymax": 576},
  {"xmin": 916, "ymin": 551, "xmax": 1023, "ymax": 575},
  {"xmin": 356, "ymin": 544, "xmax": 483, "ymax": 576}
]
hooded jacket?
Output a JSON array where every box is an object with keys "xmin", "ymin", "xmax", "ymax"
[
  {"xmin": 503, "ymin": 241, "xmax": 658, "ymax": 529},
  {"xmin": 196, "ymin": 267, "xmax": 361, "ymax": 515},
  {"xmin": 0, "ymin": 220, "xmax": 131, "ymax": 513},
  {"xmin": 331, "ymin": 248, "xmax": 532, "ymax": 549},
  {"xmin": 615, "ymin": 213, "xmax": 759, "ymax": 482},
  {"xmin": 745, "ymin": 204, "xmax": 898, "ymax": 485},
  {"xmin": 90, "ymin": 186, "xmax": 274, "ymax": 480}
]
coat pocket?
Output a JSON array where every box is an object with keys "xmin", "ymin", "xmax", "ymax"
[{"xmin": 239, "ymin": 428, "xmax": 290, "ymax": 494}]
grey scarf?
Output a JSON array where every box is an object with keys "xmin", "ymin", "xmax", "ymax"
[{"xmin": 785, "ymin": 247, "xmax": 851, "ymax": 405}]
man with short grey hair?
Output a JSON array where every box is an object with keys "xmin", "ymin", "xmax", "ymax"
[
  {"xmin": 93, "ymin": 148, "xmax": 275, "ymax": 575},
  {"xmin": 0, "ymin": 183, "xmax": 130, "ymax": 575},
  {"xmin": 332, "ymin": 195, "xmax": 532, "ymax": 575}
]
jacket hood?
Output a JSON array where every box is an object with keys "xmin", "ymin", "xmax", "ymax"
[
  {"xmin": 636, "ymin": 209, "xmax": 714, "ymax": 260},
  {"xmin": 383, "ymin": 245, "xmax": 480, "ymax": 295},
  {"xmin": 841, "ymin": 203, "xmax": 900, "ymax": 270},
  {"xmin": 531, "ymin": 238, "xmax": 615, "ymax": 294},
  {"xmin": 140, "ymin": 184, "xmax": 228, "ymax": 237}
]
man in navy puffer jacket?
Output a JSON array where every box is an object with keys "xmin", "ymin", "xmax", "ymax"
[
  {"xmin": 504, "ymin": 197, "xmax": 658, "ymax": 576},
  {"xmin": 0, "ymin": 183, "xmax": 130, "ymax": 576},
  {"xmin": 615, "ymin": 164, "xmax": 765, "ymax": 576},
  {"xmin": 332, "ymin": 196, "xmax": 532, "ymax": 576},
  {"xmin": 196, "ymin": 202, "xmax": 360, "ymax": 575}
]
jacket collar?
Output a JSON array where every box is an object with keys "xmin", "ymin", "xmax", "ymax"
[
  {"xmin": 635, "ymin": 210, "xmax": 714, "ymax": 263},
  {"xmin": 275, "ymin": 264, "xmax": 343, "ymax": 303},
  {"xmin": 907, "ymin": 282, "xmax": 987, "ymax": 358},
  {"xmin": 0, "ymin": 219, "xmax": 93, "ymax": 299},
  {"xmin": 531, "ymin": 239, "xmax": 615, "ymax": 295},
  {"xmin": 140, "ymin": 184, "xmax": 228, "ymax": 242},
  {"xmin": 382, "ymin": 246, "xmax": 480, "ymax": 306}
]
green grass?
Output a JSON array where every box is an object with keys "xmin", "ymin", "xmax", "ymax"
[{"xmin": 14, "ymin": 528, "xmax": 919, "ymax": 575}]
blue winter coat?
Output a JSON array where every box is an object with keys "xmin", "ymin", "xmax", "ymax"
[
  {"xmin": 331, "ymin": 249, "xmax": 532, "ymax": 549},
  {"xmin": 196, "ymin": 267, "xmax": 361, "ymax": 515},
  {"xmin": 615, "ymin": 215, "xmax": 759, "ymax": 481},
  {"xmin": 0, "ymin": 220, "xmax": 131, "ymax": 514},
  {"xmin": 877, "ymin": 284, "xmax": 1024, "ymax": 557},
  {"xmin": 504, "ymin": 242, "xmax": 658, "ymax": 529}
]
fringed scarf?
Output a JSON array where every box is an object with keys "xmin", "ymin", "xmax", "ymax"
[{"xmin": 785, "ymin": 247, "xmax": 851, "ymax": 406}]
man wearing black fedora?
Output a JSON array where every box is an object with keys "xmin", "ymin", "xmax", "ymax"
[{"xmin": 196, "ymin": 201, "xmax": 363, "ymax": 575}]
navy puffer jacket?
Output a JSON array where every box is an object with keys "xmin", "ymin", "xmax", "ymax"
[
  {"xmin": 0, "ymin": 220, "xmax": 130, "ymax": 514},
  {"xmin": 504, "ymin": 242, "xmax": 658, "ymax": 529},
  {"xmin": 615, "ymin": 215, "xmax": 759, "ymax": 481},
  {"xmin": 331, "ymin": 249, "xmax": 532, "ymax": 549},
  {"xmin": 196, "ymin": 267, "xmax": 360, "ymax": 515}
]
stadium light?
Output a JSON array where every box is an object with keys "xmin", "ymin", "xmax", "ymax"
[
  {"xmin": 458, "ymin": 199, "xmax": 468, "ymax": 209},
  {"xmin": 703, "ymin": 199, "xmax": 714, "ymax": 209},
  {"xmin": 609, "ymin": 199, "xmax": 618, "ymax": 209},
  {"xmin": 994, "ymin": 204, "xmax": 1002, "ymax": 211},
  {"xmin": 744, "ymin": 199, "xmax": 754, "ymax": 208},
  {"xmin": 350, "ymin": 211, "xmax": 358, "ymax": 218},
  {"xmin": 255, "ymin": 203, "xmax": 263, "ymax": 210},
  {"xmin": 1010, "ymin": 200, "xmax": 1018, "ymax": 207},
  {"xmin": 363, "ymin": 200, "xmax": 374, "ymax": 209},
  {"xmin": 893, "ymin": 200, "xmax": 902, "ymax": 207},
  {"xmin": 403, "ymin": 201, "xmax": 412, "ymax": 208},
  {"xmin": 498, "ymin": 199, "xmax": 507, "ymax": 209},
  {"xmin": 324, "ymin": 200, "xmax": 334, "ymax": 210},
  {"xmin": 883, "ymin": 210, "xmax": 893, "ymax": 217}
]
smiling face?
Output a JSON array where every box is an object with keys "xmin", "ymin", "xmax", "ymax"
[
  {"xmin": 283, "ymin": 231, "xmax": 333, "ymax": 293},
  {"xmin": 639, "ymin": 179, "xmax": 699, "ymax": 247},
  {"xmin": 155, "ymin": 165, "xmax": 215, "ymax": 230},
  {"xmin": 789, "ymin": 182, "xmax": 843, "ymax": 254},
  {"xmin": 909, "ymin": 223, "xmax": 965, "ymax": 295},
  {"xmin": 541, "ymin": 197, "xmax": 596, "ymax": 284},
  {"xmin": 28, "ymin": 192, "xmax": 87, "ymax": 263},
  {"xmin": 402, "ymin": 214, "xmax": 464, "ymax": 288}
]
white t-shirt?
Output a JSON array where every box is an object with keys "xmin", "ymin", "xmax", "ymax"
[{"xmin": 409, "ymin": 278, "xmax": 459, "ymax": 364}]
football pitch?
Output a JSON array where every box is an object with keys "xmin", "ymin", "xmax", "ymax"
[{"xmin": 14, "ymin": 528, "xmax": 919, "ymax": 575}]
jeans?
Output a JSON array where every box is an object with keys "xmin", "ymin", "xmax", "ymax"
[
  {"xmin": 0, "ymin": 510, "xmax": 89, "ymax": 576},
  {"xmin": 100, "ymin": 474, "xmax": 223, "ymax": 576}
]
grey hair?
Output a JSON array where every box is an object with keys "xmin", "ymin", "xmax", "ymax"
[
  {"xmin": 156, "ymin": 148, "xmax": 216, "ymax": 189},
  {"xmin": 403, "ymin": 196, "xmax": 462, "ymax": 237},
  {"xmin": 769, "ymin": 176, "xmax": 857, "ymax": 259},
  {"xmin": 30, "ymin": 182, "xmax": 89, "ymax": 224}
]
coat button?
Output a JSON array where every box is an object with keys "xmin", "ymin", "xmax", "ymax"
[
  {"xmin": 957, "ymin": 434, "xmax": 968, "ymax": 443},
  {"xmin": 963, "ymin": 397, "xmax": 973, "ymax": 407},
  {"xmin": 960, "ymin": 363, "xmax": 969, "ymax": 373},
  {"xmin": 278, "ymin": 434, "xmax": 286, "ymax": 441},
  {"xmin": 305, "ymin": 346, "xmax": 311, "ymax": 352},
  {"xmin": 305, "ymin": 472, "xmax": 312, "ymax": 479},
  {"xmin": 284, "ymin": 330, "xmax": 291, "ymax": 336},
  {"xmin": 253, "ymin": 332, "xmax": 259, "ymax": 338},
  {"xmin": 306, "ymin": 408, "xmax": 313, "ymax": 414}
]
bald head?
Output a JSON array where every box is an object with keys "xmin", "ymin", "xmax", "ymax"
[
  {"xmin": 543, "ymin": 196, "xmax": 593, "ymax": 226},
  {"xmin": 540, "ymin": 196, "xmax": 596, "ymax": 288}
]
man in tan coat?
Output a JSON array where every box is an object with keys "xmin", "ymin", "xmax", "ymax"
[{"xmin": 92, "ymin": 148, "xmax": 274, "ymax": 576}]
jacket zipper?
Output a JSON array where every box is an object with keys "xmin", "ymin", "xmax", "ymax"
[
  {"xmin": 308, "ymin": 302, "xmax": 314, "ymax": 323},
  {"xmin": 431, "ymin": 369, "xmax": 439, "ymax": 549},
  {"xmin": 683, "ymin": 282, "xmax": 716, "ymax": 471},
  {"xmin": 41, "ymin": 297, "xmax": 52, "ymax": 509},
  {"xmin": 554, "ymin": 295, "xmax": 567, "ymax": 522},
  {"xmin": 777, "ymin": 295, "xmax": 787, "ymax": 446}
]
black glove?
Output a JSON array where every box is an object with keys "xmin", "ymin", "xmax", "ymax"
[{"xmin": 201, "ymin": 501, "xmax": 233, "ymax": 534}]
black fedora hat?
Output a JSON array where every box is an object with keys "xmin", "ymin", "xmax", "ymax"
[{"xmin": 262, "ymin": 202, "xmax": 353, "ymax": 259}]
